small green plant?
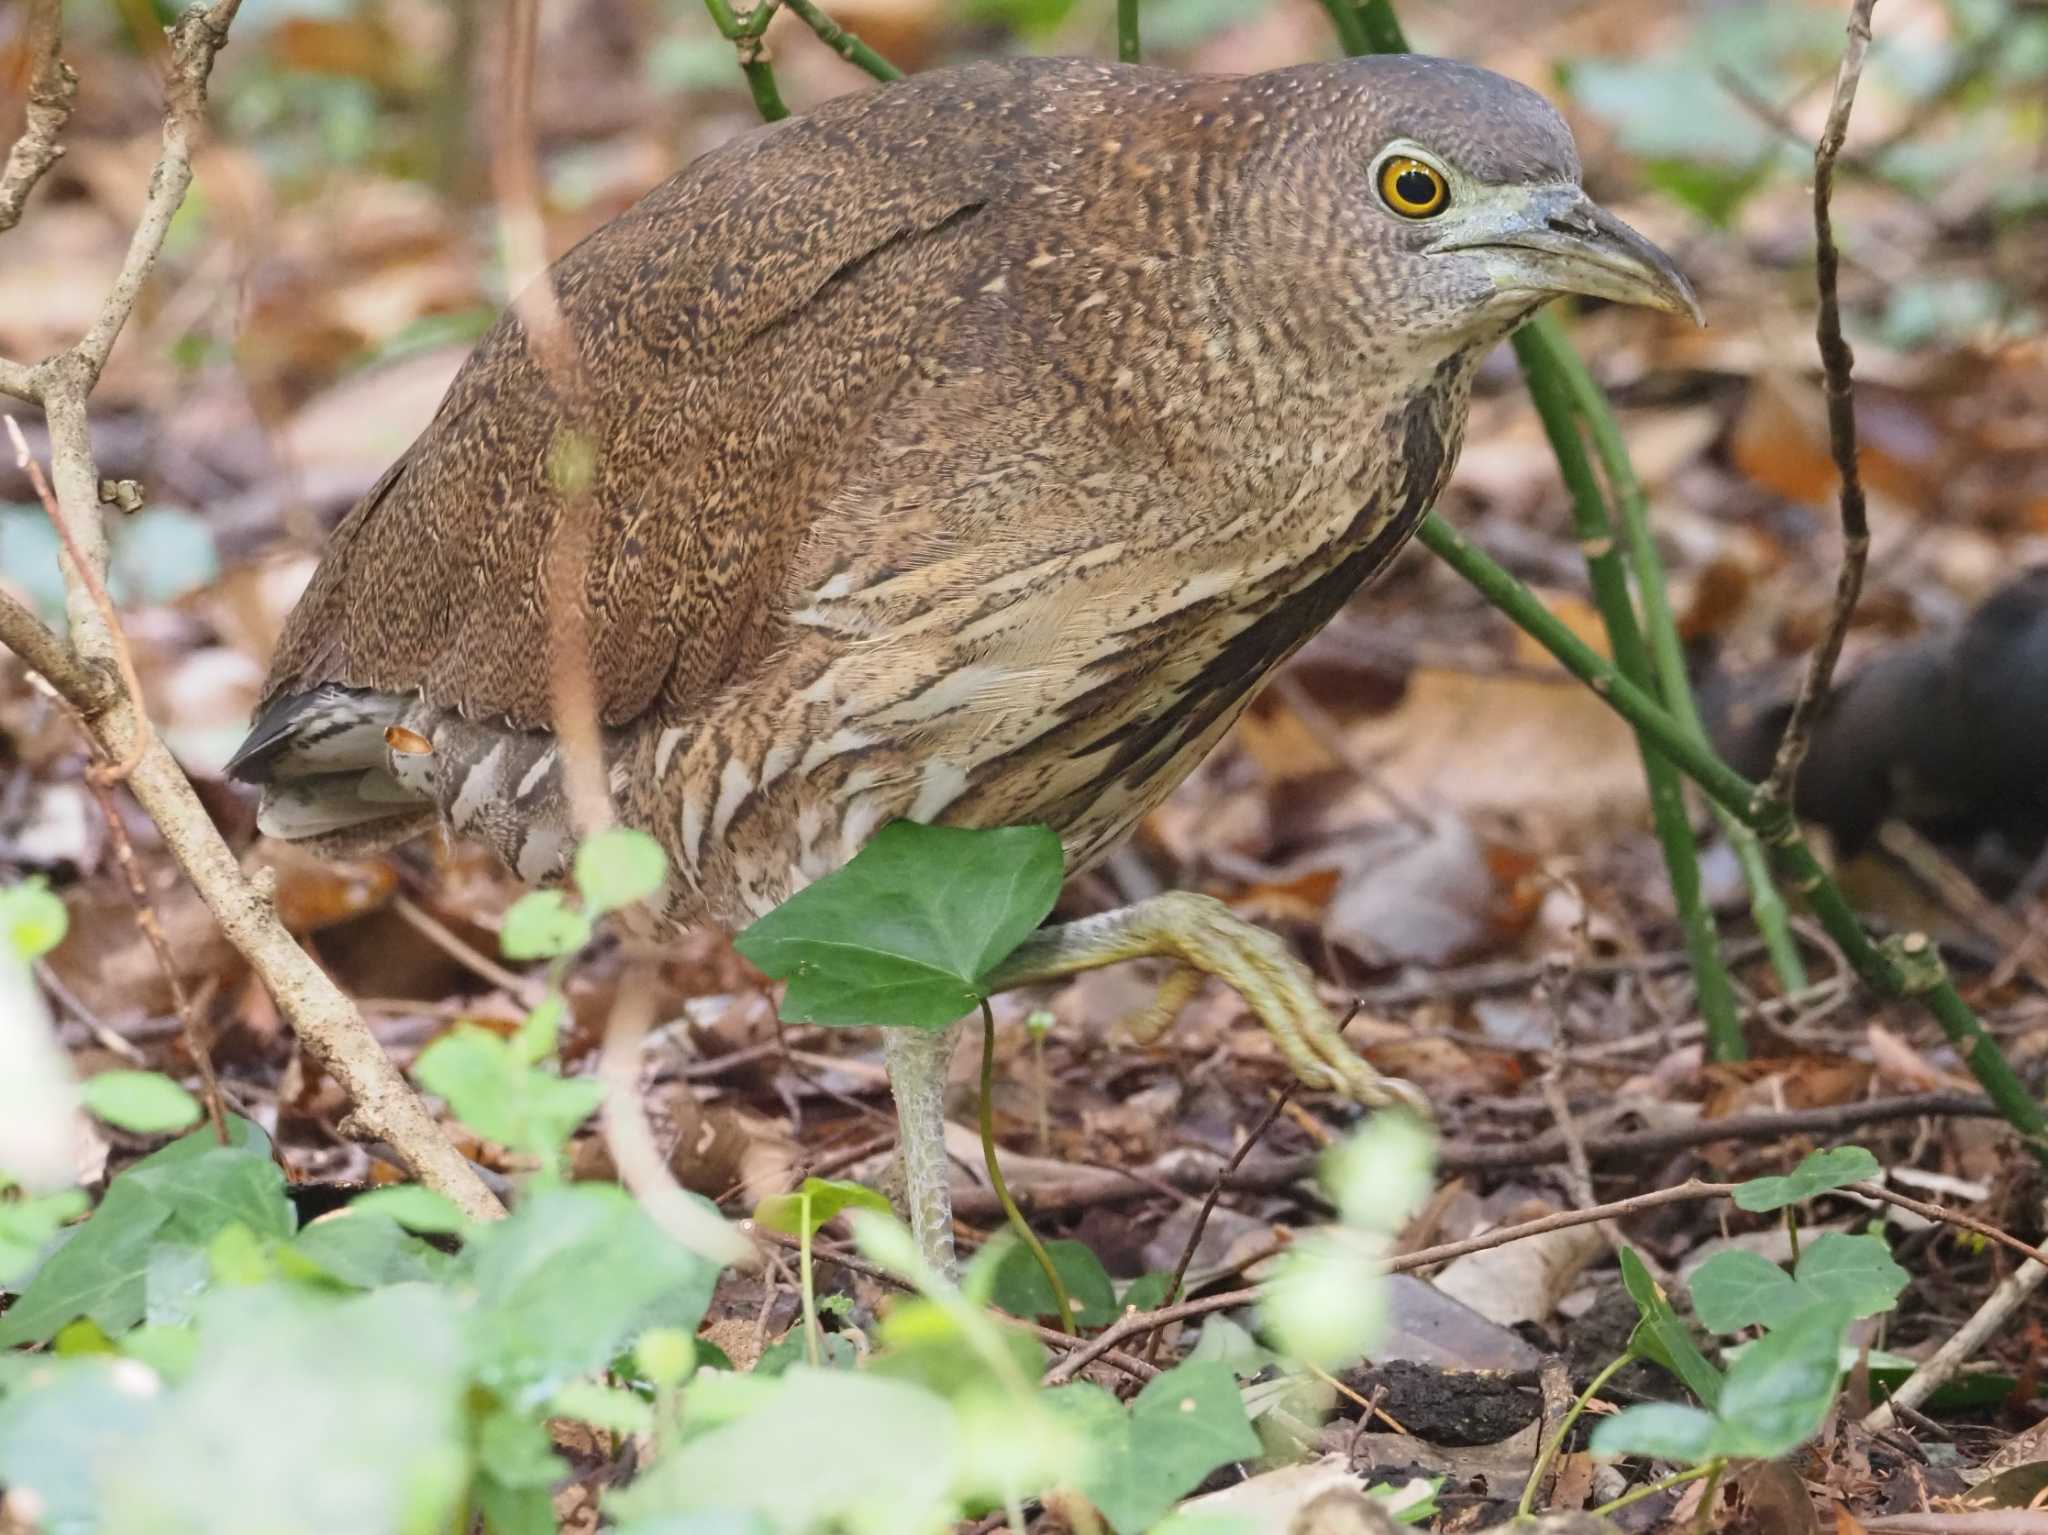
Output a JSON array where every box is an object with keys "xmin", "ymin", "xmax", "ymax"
[{"xmin": 1518, "ymin": 1146, "xmax": 1905, "ymax": 1521}]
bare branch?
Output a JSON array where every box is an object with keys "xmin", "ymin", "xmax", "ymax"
[
  {"xmin": 0, "ymin": 0, "xmax": 77, "ymax": 238},
  {"xmin": 9, "ymin": 0, "xmax": 505, "ymax": 1219},
  {"xmin": 72, "ymin": 0, "xmax": 244, "ymax": 389},
  {"xmin": 1761, "ymin": 0, "xmax": 1878, "ymax": 811},
  {"xmin": 0, "ymin": 582, "xmax": 105, "ymax": 711},
  {"xmin": 0, "ymin": 357, "xmax": 39, "ymax": 404},
  {"xmin": 6, "ymin": 414, "xmax": 152, "ymax": 779}
]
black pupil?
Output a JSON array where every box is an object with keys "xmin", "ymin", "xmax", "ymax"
[{"xmin": 1395, "ymin": 167, "xmax": 1439, "ymax": 208}]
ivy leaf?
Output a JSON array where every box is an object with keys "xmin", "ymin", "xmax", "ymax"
[
  {"xmin": 1708, "ymin": 1302, "xmax": 1851, "ymax": 1458},
  {"xmin": 1794, "ymin": 1233, "xmax": 1908, "ymax": 1321},
  {"xmin": 349, "ymin": 1185, "xmax": 471, "ymax": 1237},
  {"xmin": 1619, "ymin": 1247, "xmax": 1722, "ymax": 1409},
  {"xmin": 1046, "ymin": 1362, "xmax": 1260, "ymax": 1534},
  {"xmin": 0, "ymin": 878, "xmax": 68, "ymax": 958},
  {"xmin": 1589, "ymin": 1400, "xmax": 1720, "ymax": 1463},
  {"xmin": 1731, "ymin": 1146, "xmax": 1881, "ymax": 1212},
  {"xmin": 751, "ymin": 1178, "xmax": 892, "ymax": 1241},
  {"xmin": 734, "ymin": 822, "xmax": 1063, "ymax": 1032},
  {"xmin": 413, "ymin": 1026, "xmax": 603, "ymax": 1162},
  {"xmin": 575, "ymin": 828, "xmax": 668, "ymax": 916},
  {"xmin": 1689, "ymin": 1250, "xmax": 1811, "ymax": 1335},
  {"xmin": 499, "ymin": 891, "xmax": 593, "ymax": 962},
  {"xmin": 80, "ymin": 1072, "xmax": 202, "ymax": 1136},
  {"xmin": 986, "ymin": 1238, "xmax": 1119, "ymax": 1329}
]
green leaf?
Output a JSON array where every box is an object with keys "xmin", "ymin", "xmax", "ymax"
[
  {"xmin": 79, "ymin": 1072, "xmax": 203, "ymax": 1135},
  {"xmin": 0, "ymin": 1186, "xmax": 88, "ymax": 1285},
  {"xmin": 0, "ymin": 1359, "xmax": 164, "ymax": 1534},
  {"xmin": 1794, "ymin": 1233, "xmax": 1909, "ymax": 1320},
  {"xmin": 1045, "ymin": 1361, "xmax": 1261, "ymax": 1535},
  {"xmin": 750, "ymin": 1177, "xmax": 892, "ymax": 1240},
  {"xmin": 1321, "ymin": 1112, "xmax": 1437, "ymax": 1233},
  {"xmin": 575, "ymin": 828, "xmax": 668, "ymax": 915},
  {"xmin": 733, "ymin": 821, "xmax": 1063, "ymax": 1032},
  {"xmin": 550, "ymin": 1380, "xmax": 655, "ymax": 1437},
  {"xmin": 500, "ymin": 890, "xmax": 593, "ymax": 962},
  {"xmin": 1589, "ymin": 1401, "xmax": 1720, "ymax": 1463},
  {"xmin": 1731, "ymin": 1146, "xmax": 1881, "ymax": 1212},
  {"xmin": 0, "ymin": 1128, "xmax": 290, "ymax": 1349},
  {"xmin": 1369, "ymin": 1476, "xmax": 1444, "ymax": 1525},
  {"xmin": 608, "ymin": 1367, "xmax": 960, "ymax": 1529},
  {"xmin": 349, "ymin": 1184, "xmax": 471, "ymax": 1236},
  {"xmin": 1708, "ymin": 1302, "xmax": 1851, "ymax": 1458},
  {"xmin": 1118, "ymin": 1272, "xmax": 1175, "ymax": 1313},
  {"xmin": 478, "ymin": 1408, "xmax": 567, "ymax": 1489},
  {"xmin": 1261, "ymin": 1229, "xmax": 1386, "ymax": 1371},
  {"xmin": 286, "ymin": 1212, "xmax": 453, "ymax": 1289},
  {"xmin": 414, "ymin": 1025, "xmax": 603, "ymax": 1160},
  {"xmin": 987, "ymin": 1238, "xmax": 1119, "ymax": 1329},
  {"xmin": 463, "ymin": 1185, "xmax": 721, "ymax": 1397},
  {"xmin": 1619, "ymin": 1248, "xmax": 1722, "ymax": 1409},
  {"xmin": 1689, "ymin": 1250, "xmax": 1810, "ymax": 1334},
  {"xmin": 478, "ymin": 1477, "xmax": 559, "ymax": 1535},
  {"xmin": 635, "ymin": 1328, "xmax": 697, "ymax": 1389},
  {"xmin": 0, "ymin": 878, "xmax": 68, "ymax": 958}
]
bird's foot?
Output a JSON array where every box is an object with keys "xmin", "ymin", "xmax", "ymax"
[{"xmin": 986, "ymin": 891, "xmax": 1427, "ymax": 1116}]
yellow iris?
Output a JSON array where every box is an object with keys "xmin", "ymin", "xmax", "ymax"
[{"xmin": 1378, "ymin": 157, "xmax": 1449, "ymax": 219}]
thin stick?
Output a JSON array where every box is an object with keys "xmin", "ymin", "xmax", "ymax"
[
  {"xmin": 79, "ymin": 764, "xmax": 227, "ymax": 1144},
  {"xmin": 0, "ymin": 0, "xmax": 77, "ymax": 238},
  {"xmin": 5, "ymin": 416, "xmax": 151, "ymax": 780},
  {"xmin": 1847, "ymin": 1181, "xmax": 2048, "ymax": 1271},
  {"xmin": 1760, "ymin": 0, "xmax": 1879, "ymax": 811}
]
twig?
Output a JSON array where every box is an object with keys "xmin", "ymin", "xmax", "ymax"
[
  {"xmin": 1847, "ymin": 1180, "xmax": 2048, "ymax": 1270},
  {"xmin": 78, "ymin": 763, "xmax": 226, "ymax": 1143},
  {"xmin": 952, "ymin": 1094, "xmax": 2007, "ymax": 1219},
  {"xmin": 5, "ymin": 416, "xmax": 151, "ymax": 780},
  {"xmin": 1041, "ymin": 1180, "xmax": 1743, "ymax": 1384},
  {"xmin": 490, "ymin": 0, "xmax": 612, "ymax": 837},
  {"xmin": 1160, "ymin": 1084, "xmax": 1297, "ymax": 1313},
  {"xmin": 1760, "ymin": 0, "xmax": 1878, "ymax": 812},
  {"xmin": 0, "ymin": 0, "xmax": 77, "ymax": 239},
  {"xmin": 597, "ymin": 962, "xmax": 754, "ymax": 1264},
  {"xmin": 0, "ymin": 0, "xmax": 506, "ymax": 1220},
  {"xmin": 391, "ymin": 894, "xmax": 549, "ymax": 1009}
]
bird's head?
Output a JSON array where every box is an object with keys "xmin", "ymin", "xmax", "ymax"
[{"xmin": 1227, "ymin": 55, "xmax": 1700, "ymax": 358}]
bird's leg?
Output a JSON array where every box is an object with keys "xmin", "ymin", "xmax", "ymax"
[
  {"xmin": 881, "ymin": 1020, "xmax": 965, "ymax": 1277},
  {"xmin": 984, "ymin": 892, "xmax": 1428, "ymax": 1116}
]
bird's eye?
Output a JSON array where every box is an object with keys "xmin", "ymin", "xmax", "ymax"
[{"xmin": 1377, "ymin": 157, "xmax": 1449, "ymax": 219}]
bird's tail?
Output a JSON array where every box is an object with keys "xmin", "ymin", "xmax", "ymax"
[{"xmin": 226, "ymin": 685, "xmax": 580, "ymax": 883}]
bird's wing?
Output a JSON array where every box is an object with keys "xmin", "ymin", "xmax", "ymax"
[{"xmin": 260, "ymin": 59, "xmax": 1124, "ymax": 730}]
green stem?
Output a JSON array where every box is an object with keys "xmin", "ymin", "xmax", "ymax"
[
  {"xmin": 1519, "ymin": 1351, "xmax": 1635, "ymax": 1517},
  {"xmin": 1693, "ymin": 1461, "xmax": 1727, "ymax": 1534},
  {"xmin": 1350, "ymin": 0, "xmax": 1409, "ymax": 51},
  {"xmin": 1418, "ymin": 512, "xmax": 2048, "ymax": 1166},
  {"xmin": 1117, "ymin": 0, "xmax": 1140, "ymax": 62},
  {"xmin": 1784, "ymin": 1206, "xmax": 1801, "ymax": 1268},
  {"xmin": 800, "ymin": 1187, "xmax": 822, "ymax": 1367},
  {"xmin": 700, "ymin": 0, "xmax": 791, "ymax": 120},
  {"xmin": 1313, "ymin": 0, "xmax": 1372, "ymax": 54},
  {"xmin": 1516, "ymin": 321, "xmax": 1742, "ymax": 1060},
  {"xmin": 980, "ymin": 1002, "xmax": 1078, "ymax": 1337},
  {"xmin": 1592, "ymin": 1459, "xmax": 1724, "ymax": 1519},
  {"xmin": 1550, "ymin": 328, "xmax": 1807, "ymax": 996},
  {"xmin": 783, "ymin": 0, "xmax": 902, "ymax": 81}
]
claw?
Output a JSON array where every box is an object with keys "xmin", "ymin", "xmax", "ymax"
[{"xmin": 986, "ymin": 890, "xmax": 1429, "ymax": 1117}]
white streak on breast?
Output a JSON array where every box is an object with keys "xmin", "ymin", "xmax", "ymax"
[
  {"xmin": 910, "ymin": 759, "xmax": 968, "ymax": 822},
  {"xmin": 516, "ymin": 745, "xmax": 558, "ymax": 801},
  {"xmin": 450, "ymin": 741, "xmax": 507, "ymax": 833},
  {"xmin": 709, "ymin": 754, "xmax": 756, "ymax": 842},
  {"xmin": 654, "ymin": 726, "xmax": 687, "ymax": 779}
]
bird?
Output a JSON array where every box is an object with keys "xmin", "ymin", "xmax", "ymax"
[{"xmin": 228, "ymin": 53, "xmax": 1696, "ymax": 1212}]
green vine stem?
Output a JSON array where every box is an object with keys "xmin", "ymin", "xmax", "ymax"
[
  {"xmin": 982, "ymin": 1003, "xmax": 1079, "ymax": 1337},
  {"xmin": 1419, "ymin": 512, "xmax": 2048, "ymax": 1167},
  {"xmin": 1517, "ymin": 321, "xmax": 1743, "ymax": 1060},
  {"xmin": 699, "ymin": 0, "xmax": 789, "ymax": 121},
  {"xmin": 784, "ymin": 0, "xmax": 902, "ymax": 81},
  {"xmin": 1549, "ymin": 335, "xmax": 1808, "ymax": 995},
  {"xmin": 1117, "ymin": 0, "xmax": 1140, "ymax": 62},
  {"xmin": 1518, "ymin": 1351, "xmax": 1636, "ymax": 1516},
  {"xmin": 1591, "ymin": 1459, "xmax": 1725, "ymax": 1519}
]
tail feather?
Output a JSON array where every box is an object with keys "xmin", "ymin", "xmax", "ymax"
[{"xmin": 227, "ymin": 684, "xmax": 585, "ymax": 885}]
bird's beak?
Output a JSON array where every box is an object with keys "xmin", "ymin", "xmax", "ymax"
[{"xmin": 1431, "ymin": 186, "xmax": 1703, "ymax": 326}]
